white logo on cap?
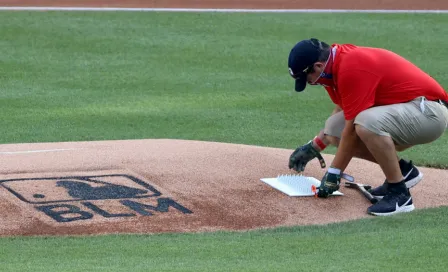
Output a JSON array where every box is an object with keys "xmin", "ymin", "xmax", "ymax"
[{"xmin": 288, "ymin": 68, "xmax": 295, "ymax": 77}]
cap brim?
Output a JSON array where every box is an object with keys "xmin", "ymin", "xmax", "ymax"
[{"xmin": 294, "ymin": 76, "xmax": 307, "ymax": 92}]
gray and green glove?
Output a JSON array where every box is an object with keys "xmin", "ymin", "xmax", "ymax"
[
  {"xmin": 317, "ymin": 171, "xmax": 341, "ymax": 198},
  {"xmin": 288, "ymin": 141, "xmax": 326, "ymax": 172}
]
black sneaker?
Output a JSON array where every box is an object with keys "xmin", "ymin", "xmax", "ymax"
[
  {"xmin": 367, "ymin": 189, "xmax": 415, "ymax": 216},
  {"xmin": 369, "ymin": 160, "xmax": 423, "ymax": 199}
]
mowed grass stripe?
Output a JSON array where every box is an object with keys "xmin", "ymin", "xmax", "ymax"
[
  {"xmin": 0, "ymin": 12, "xmax": 446, "ymax": 157},
  {"xmin": 1, "ymin": 11, "xmax": 446, "ymax": 165}
]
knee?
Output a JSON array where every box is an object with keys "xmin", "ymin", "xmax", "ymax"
[
  {"xmin": 324, "ymin": 135, "xmax": 340, "ymax": 147},
  {"xmin": 395, "ymin": 145, "xmax": 412, "ymax": 152},
  {"xmin": 324, "ymin": 113, "xmax": 344, "ymax": 143},
  {"xmin": 355, "ymin": 124, "xmax": 373, "ymax": 139}
]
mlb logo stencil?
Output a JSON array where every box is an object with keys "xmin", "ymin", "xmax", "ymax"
[
  {"xmin": 0, "ymin": 174, "xmax": 192, "ymax": 223},
  {"xmin": 1, "ymin": 174, "xmax": 161, "ymax": 204}
]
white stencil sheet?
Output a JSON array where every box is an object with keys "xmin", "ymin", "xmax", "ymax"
[{"xmin": 261, "ymin": 174, "xmax": 343, "ymax": 197}]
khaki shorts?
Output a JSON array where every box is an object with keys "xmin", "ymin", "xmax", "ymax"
[{"xmin": 324, "ymin": 96, "xmax": 448, "ymax": 146}]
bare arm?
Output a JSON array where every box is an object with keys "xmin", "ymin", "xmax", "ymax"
[{"xmin": 330, "ymin": 119, "xmax": 357, "ymax": 172}]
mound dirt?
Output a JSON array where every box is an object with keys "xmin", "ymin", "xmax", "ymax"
[{"xmin": 0, "ymin": 139, "xmax": 447, "ymax": 236}]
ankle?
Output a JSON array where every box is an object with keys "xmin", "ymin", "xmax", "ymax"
[
  {"xmin": 387, "ymin": 180, "xmax": 407, "ymax": 194},
  {"xmin": 398, "ymin": 159, "xmax": 413, "ymax": 172}
]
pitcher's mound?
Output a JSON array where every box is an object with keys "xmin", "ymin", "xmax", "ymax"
[{"xmin": 0, "ymin": 139, "xmax": 446, "ymax": 236}]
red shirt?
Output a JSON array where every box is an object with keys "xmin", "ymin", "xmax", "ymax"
[{"xmin": 325, "ymin": 44, "xmax": 448, "ymax": 120}]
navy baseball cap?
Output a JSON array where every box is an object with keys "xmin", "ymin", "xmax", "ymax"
[{"xmin": 288, "ymin": 39, "xmax": 322, "ymax": 92}]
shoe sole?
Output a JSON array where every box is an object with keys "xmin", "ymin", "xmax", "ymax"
[
  {"xmin": 372, "ymin": 172, "xmax": 423, "ymax": 200},
  {"xmin": 406, "ymin": 171, "xmax": 423, "ymax": 189},
  {"xmin": 369, "ymin": 204, "xmax": 415, "ymax": 216}
]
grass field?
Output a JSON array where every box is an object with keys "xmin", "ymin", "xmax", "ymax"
[
  {"xmin": 1, "ymin": 207, "xmax": 448, "ymax": 272},
  {"xmin": 0, "ymin": 10, "xmax": 447, "ymax": 271}
]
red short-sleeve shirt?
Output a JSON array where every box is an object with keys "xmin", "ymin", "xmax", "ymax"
[{"xmin": 326, "ymin": 44, "xmax": 448, "ymax": 120}]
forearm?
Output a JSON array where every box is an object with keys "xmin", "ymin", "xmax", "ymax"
[{"xmin": 330, "ymin": 120, "xmax": 357, "ymax": 172}]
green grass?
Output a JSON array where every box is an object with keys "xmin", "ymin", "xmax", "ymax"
[
  {"xmin": 0, "ymin": 11, "xmax": 447, "ymax": 166},
  {"xmin": 1, "ymin": 207, "xmax": 447, "ymax": 272},
  {"xmin": 0, "ymin": 11, "xmax": 448, "ymax": 272}
]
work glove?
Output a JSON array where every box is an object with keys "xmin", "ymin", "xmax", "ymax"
[
  {"xmin": 288, "ymin": 141, "xmax": 326, "ymax": 173},
  {"xmin": 317, "ymin": 171, "xmax": 341, "ymax": 198}
]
